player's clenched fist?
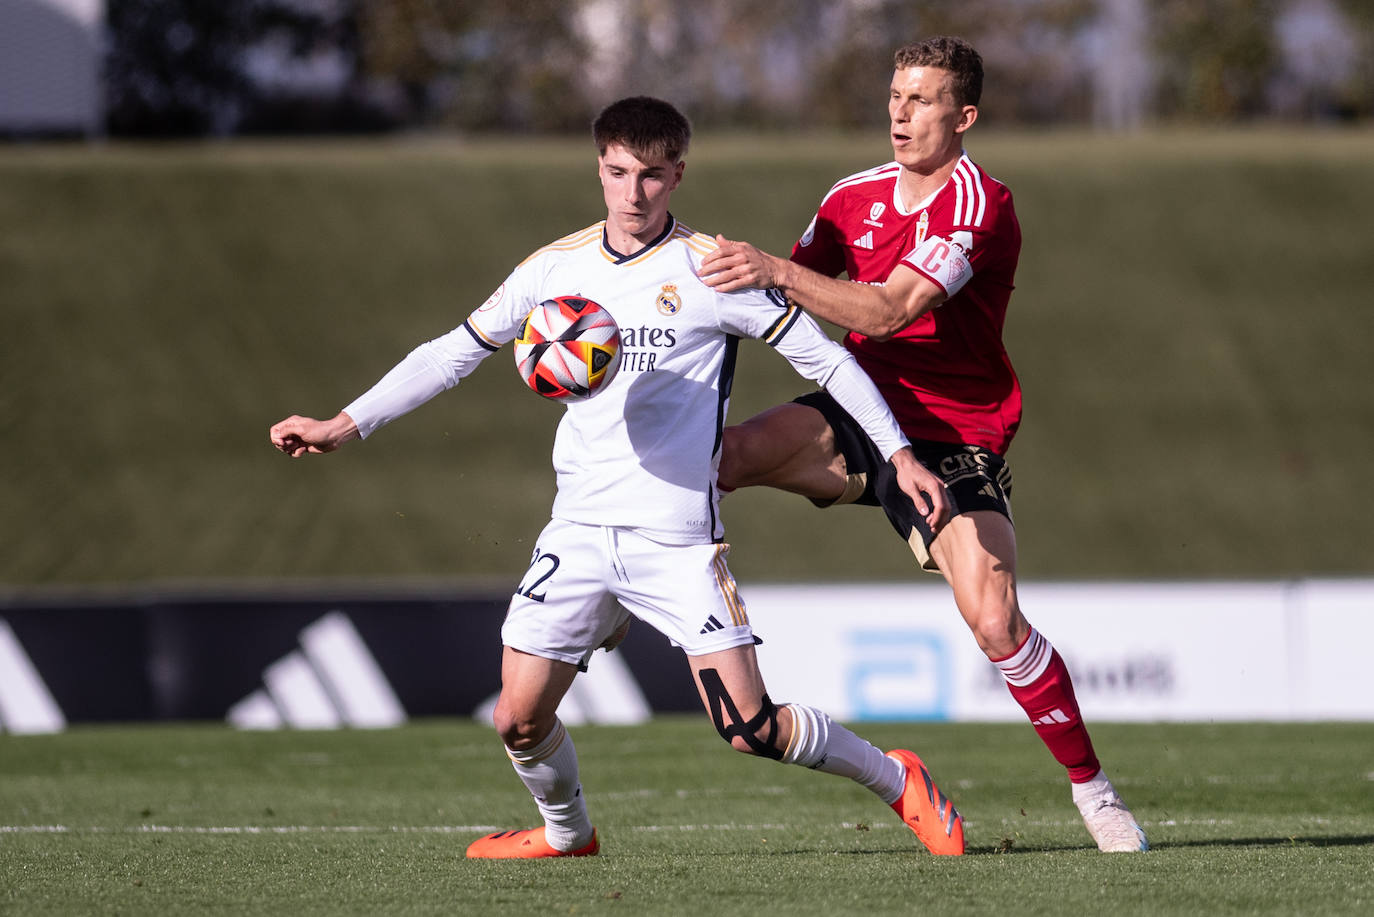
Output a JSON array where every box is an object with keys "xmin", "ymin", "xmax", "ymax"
[{"xmin": 269, "ymin": 412, "xmax": 358, "ymax": 457}]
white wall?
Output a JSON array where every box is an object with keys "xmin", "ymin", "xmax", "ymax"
[{"xmin": 744, "ymin": 579, "xmax": 1374, "ymax": 722}]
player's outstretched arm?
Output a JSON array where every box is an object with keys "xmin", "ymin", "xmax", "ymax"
[
  {"xmin": 890, "ymin": 446, "xmax": 951, "ymax": 534},
  {"xmin": 269, "ymin": 412, "xmax": 359, "ymax": 458},
  {"xmin": 700, "ymin": 234, "xmax": 945, "ymax": 341}
]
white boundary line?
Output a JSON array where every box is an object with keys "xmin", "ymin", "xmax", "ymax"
[
  {"xmin": 0, "ymin": 823, "xmax": 797, "ymax": 835},
  {"xmin": 0, "ymin": 817, "xmax": 1247, "ymax": 836}
]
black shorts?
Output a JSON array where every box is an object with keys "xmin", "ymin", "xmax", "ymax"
[{"xmin": 793, "ymin": 391, "xmax": 1014, "ymax": 571}]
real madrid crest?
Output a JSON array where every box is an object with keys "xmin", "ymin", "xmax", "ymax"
[{"xmin": 656, "ymin": 283, "xmax": 683, "ymax": 316}]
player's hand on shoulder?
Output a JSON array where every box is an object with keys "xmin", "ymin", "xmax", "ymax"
[
  {"xmin": 891, "ymin": 447, "xmax": 951, "ymax": 533},
  {"xmin": 698, "ymin": 234, "xmax": 777, "ymax": 293}
]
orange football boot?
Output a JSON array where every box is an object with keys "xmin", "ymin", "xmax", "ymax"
[
  {"xmin": 886, "ymin": 749, "xmax": 965, "ymax": 855},
  {"xmin": 465, "ymin": 826, "xmax": 599, "ymax": 859}
]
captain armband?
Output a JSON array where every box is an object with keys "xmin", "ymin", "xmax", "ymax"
[{"xmin": 901, "ymin": 234, "xmax": 973, "ymax": 297}]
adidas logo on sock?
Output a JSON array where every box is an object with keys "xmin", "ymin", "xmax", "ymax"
[{"xmin": 1032, "ymin": 708, "xmax": 1072, "ymax": 726}]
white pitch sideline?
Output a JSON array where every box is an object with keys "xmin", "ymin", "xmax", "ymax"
[{"xmin": 1, "ymin": 822, "xmax": 807, "ymax": 835}]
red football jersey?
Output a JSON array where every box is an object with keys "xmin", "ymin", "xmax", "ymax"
[{"xmin": 791, "ymin": 155, "xmax": 1022, "ymax": 454}]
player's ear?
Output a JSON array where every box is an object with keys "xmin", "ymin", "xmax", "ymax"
[
  {"xmin": 956, "ymin": 105, "xmax": 978, "ymax": 135},
  {"xmin": 670, "ymin": 159, "xmax": 685, "ymax": 190}
]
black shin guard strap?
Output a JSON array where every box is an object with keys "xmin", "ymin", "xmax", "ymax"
[{"xmin": 698, "ymin": 668, "xmax": 784, "ymax": 760}]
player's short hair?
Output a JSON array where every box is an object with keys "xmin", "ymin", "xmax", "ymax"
[
  {"xmin": 592, "ymin": 96, "xmax": 692, "ymax": 164},
  {"xmin": 894, "ymin": 36, "xmax": 983, "ymax": 108}
]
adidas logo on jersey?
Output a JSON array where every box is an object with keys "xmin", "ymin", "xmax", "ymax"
[
  {"xmin": 851, "ymin": 230, "xmax": 874, "ymax": 250},
  {"xmin": 699, "ymin": 615, "xmax": 727, "ymax": 635}
]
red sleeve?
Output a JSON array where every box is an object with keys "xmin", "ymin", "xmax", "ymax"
[
  {"xmin": 963, "ymin": 184, "xmax": 1020, "ymax": 276},
  {"xmin": 789, "ymin": 204, "xmax": 848, "ymax": 278}
]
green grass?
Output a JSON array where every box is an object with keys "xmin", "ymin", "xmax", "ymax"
[
  {"xmin": 3, "ymin": 128, "xmax": 1374, "ymax": 586},
  {"xmin": 2, "ymin": 719, "xmax": 1371, "ymax": 915}
]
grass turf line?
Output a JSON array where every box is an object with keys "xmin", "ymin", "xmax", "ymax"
[{"xmin": 1, "ymin": 719, "xmax": 1371, "ymax": 916}]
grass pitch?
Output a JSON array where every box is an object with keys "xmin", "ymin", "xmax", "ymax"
[{"xmin": 2, "ymin": 719, "xmax": 1371, "ymax": 915}]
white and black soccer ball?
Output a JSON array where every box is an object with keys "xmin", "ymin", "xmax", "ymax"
[{"xmin": 513, "ymin": 296, "xmax": 622, "ymax": 402}]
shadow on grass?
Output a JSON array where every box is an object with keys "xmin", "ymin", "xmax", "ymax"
[
  {"xmin": 706, "ymin": 830, "xmax": 1374, "ymax": 858},
  {"xmin": 823, "ymin": 842, "xmax": 1088, "ymax": 856},
  {"xmin": 970, "ymin": 834, "xmax": 1374, "ymax": 855},
  {"xmin": 1151, "ymin": 834, "xmax": 1374, "ymax": 851}
]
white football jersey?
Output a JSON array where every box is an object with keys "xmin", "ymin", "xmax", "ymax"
[{"xmin": 344, "ymin": 216, "xmax": 907, "ymax": 545}]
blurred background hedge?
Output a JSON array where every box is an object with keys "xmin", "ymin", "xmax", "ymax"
[
  {"xmin": 3, "ymin": 129, "xmax": 1371, "ymax": 587},
  {"xmin": 4, "ymin": 0, "xmax": 1371, "ymax": 588}
]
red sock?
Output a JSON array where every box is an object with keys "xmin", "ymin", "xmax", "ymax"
[{"xmin": 993, "ymin": 629, "xmax": 1101, "ymax": 783}]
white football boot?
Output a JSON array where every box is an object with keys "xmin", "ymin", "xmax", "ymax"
[{"xmin": 1073, "ymin": 772, "xmax": 1149, "ymax": 852}]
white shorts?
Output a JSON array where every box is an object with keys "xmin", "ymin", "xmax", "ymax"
[{"xmin": 501, "ymin": 518, "xmax": 757, "ymax": 667}]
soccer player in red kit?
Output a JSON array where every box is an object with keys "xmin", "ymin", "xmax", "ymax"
[{"xmin": 699, "ymin": 36, "xmax": 1148, "ymax": 852}]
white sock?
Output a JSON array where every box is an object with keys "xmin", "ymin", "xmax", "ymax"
[
  {"xmin": 1071, "ymin": 769, "xmax": 1117, "ymax": 815},
  {"xmin": 505, "ymin": 719, "xmax": 594, "ymax": 851},
  {"xmin": 782, "ymin": 703, "xmax": 905, "ymax": 805}
]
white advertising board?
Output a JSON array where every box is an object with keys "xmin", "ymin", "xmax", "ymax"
[{"xmin": 744, "ymin": 580, "xmax": 1374, "ymax": 722}]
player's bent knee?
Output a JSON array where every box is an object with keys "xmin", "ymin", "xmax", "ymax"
[
  {"xmin": 968, "ymin": 610, "xmax": 1027, "ymax": 660},
  {"xmin": 717, "ymin": 425, "xmax": 754, "ymax": 491},
  {"xmin": 698, "ymin": 667, "xmax": 785, "ymax": 760},
  {"xmin": 725, "ymin": 733, "xmax": 769, "ymax": 756},
  {"xmin": 492, "ymin": 704, "xmax": 551, "ymax": 751},
  {"xmin": 717, "ymin": 705, "xmax": 784, "ymax": 759},
  {"xmin": 719, "ymin": 417, "xmax": 797, "ymax": 490}
]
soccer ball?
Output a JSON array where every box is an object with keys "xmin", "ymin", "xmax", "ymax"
[{"xmin": 513, "ymin": 296, "xmax": 622, "ymax": 402}]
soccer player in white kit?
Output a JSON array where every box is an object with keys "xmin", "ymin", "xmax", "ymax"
[{"xmin": 270, "ymin": 96, "xmax": 966, "ymax": 858}]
